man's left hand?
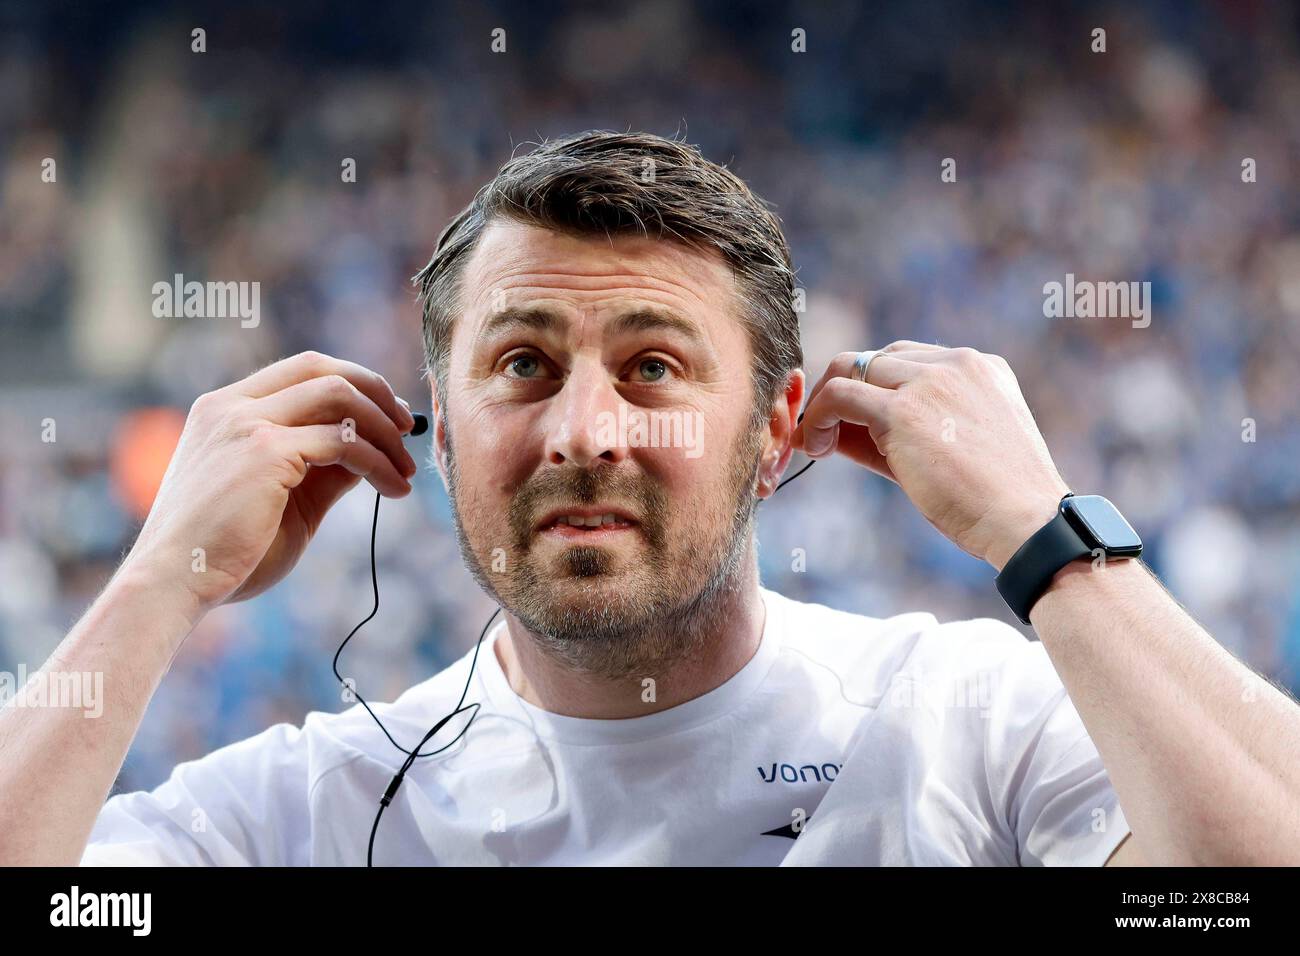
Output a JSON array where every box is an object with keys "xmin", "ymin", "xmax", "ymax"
[{"xmin": 790, "ymin": 342, "xmax": 1071, "ymax": 571}]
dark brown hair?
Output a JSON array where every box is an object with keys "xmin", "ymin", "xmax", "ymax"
[{"xmin": 413, "ymin": 130, "xmax": 802, "ymax": 426}]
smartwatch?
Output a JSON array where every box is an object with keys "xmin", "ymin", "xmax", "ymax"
[{"xmin": 995, "ymin": 493, "xmax": 1142, "ymax": 625}]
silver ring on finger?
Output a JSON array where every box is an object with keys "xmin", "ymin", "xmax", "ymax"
[{"xmin": 848, "ymin": 349, "xmax": 882, "ymax": 384}]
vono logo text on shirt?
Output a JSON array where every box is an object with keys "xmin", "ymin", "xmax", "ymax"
[
  {"xmin": 49, "ymin": 886, "xmax": 151, "ymax": 937},
  {"xmin": 757, "ymin": 762, "xmax": 842, "ymax": 783}
]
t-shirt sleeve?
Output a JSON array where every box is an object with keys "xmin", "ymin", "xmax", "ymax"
[
  {"xmin": 79, "ymin": 722, "xmax": 311, "ymax": 867},
  {"xmin": 979, "ymin": 629, "xmax": 1131, "ymax": 866}
]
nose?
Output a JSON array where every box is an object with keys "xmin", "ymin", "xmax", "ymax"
[{"xmin": 542, "ymin": 356, "xmax": 629, "ymax": 468}]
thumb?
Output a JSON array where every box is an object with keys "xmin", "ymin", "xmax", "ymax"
[{"xmin": 294, "ymin": 464, "xmax": 364, "ymax": 534}]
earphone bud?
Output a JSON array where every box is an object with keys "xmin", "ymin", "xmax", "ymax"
[{"xmin": 409, "ymin": 412, "xmax": 429, "ymax": 437}]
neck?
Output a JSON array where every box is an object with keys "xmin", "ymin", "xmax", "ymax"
[{"xmin": 495, "ymin": 558, "xmax": 766, "ymax": 719}]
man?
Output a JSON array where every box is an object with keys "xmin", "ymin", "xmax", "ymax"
[{"xmin": 3, "ymin": 130, "xmax": 1297, "ymax": 866}]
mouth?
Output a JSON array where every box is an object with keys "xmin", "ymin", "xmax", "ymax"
[{"xmin": 535, "ymin": 507, "xmax": 640, "ymax": 540}]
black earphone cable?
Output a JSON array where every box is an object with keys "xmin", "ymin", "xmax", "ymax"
[
  {"xmin": 773, "ymin": 459, "xmax": 814, "ymax": 493},
  {"xmin": 773, "ymin": 411, "xmax": 816, "ymax": 494},
  {"xmin": 334, "ymin": 488, "xmax": 499, "ymax": 866}
]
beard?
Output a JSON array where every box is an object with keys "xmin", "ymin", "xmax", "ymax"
[{"xmin": 445, "ymin": 417, "xmax": 765, "ymax": 680}]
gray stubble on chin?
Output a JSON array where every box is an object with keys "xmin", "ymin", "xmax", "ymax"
[{"xmin": 447, "ymin": 422, "xmax": 765, "ymax": 678}]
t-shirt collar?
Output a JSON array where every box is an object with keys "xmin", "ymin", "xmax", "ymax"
[{"xmin": 476, "ymin": 587, "xmax": 783, "ymax": 745}]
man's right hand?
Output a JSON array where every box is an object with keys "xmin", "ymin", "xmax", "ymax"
[{"xmin": 121, "ymin": 351, "xmax": 419, "ymax": 621}]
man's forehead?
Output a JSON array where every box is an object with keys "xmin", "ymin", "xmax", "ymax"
[{"xmin": 460, "ymin": 218, "xmax": 736, "ymax": 314}]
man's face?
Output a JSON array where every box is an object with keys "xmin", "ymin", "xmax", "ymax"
[{"xmin": 433, "ymin": 219, "xmax": 789, "ymax": 676}]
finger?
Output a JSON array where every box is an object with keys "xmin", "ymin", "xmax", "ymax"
[
  {"xmin": 236, "ymin": 351, "xmax": 415, "ymax": 433},
  {"xmin": 800, "ymin": 351, "xmax": 858, "ymax": 416},
  {"xmin": 794, "ymin": 419, "xmax": 841, "ymax": 457},
  {"xmin": 879, "ymin": 349, "xmax": 954, "ymax": 363},
  {"xmin": 282, "ymin": 424, "xmax": 412, "ymax": 498},
  {"xmin": 254, "ymin": 376, "xmax": 417, "ymax": 479},
  {"xmin": 794, "ymin": 377, "xmax": 893, "ymax": 459},
  {"xmin": 834, "ymin": 426, "xmax": 896, "ymax": 483},
  {"xmin": 878, "ymin": 339, "xmax": 945, "ymax": 353},
  {"xmin": 885, "ymin": 345, "xmax": 973, "ymax": 364},
  {"xmin": 801, "ymin": 350, "xmax": 922, "ymax": 419},
  {"xmin": 293, "ymin": 465, "xmax": 364, "ymax": 534},
  {"xmin": 889, "ymin": 347, "xmax": 1013, "ymax": 384},
  {"xmin": 796, "ymin": 354, "xmax": 915, "ymax": 451}
]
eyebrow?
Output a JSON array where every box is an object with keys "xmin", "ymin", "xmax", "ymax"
[{"xmin": 477, "ymin": 306, "xmax": 707, "ymax": 347}]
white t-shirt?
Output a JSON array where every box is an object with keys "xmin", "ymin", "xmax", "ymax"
[{"xmin": 80, "ymin": 587, "xmax": 1130, "ymax": 866}]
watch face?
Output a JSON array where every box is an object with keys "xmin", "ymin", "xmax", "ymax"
[{"xmin": 1062, "ymin": 495, "xmax": 1143, "ymax": 555}]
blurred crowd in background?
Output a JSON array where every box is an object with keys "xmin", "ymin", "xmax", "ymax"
[{"xmin": 3, "ymin": 0, "xmax": 1300, "ymax": 791}]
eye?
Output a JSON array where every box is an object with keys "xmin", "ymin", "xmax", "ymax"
[
  {"xmin": 504, "ymin": 352, "xmax": 548, "ymax": 379},
  {"xmin": 633, "ymin": 357, "xmax": 669, "ymax": 383}
]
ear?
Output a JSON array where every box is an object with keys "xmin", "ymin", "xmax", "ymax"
[
  {"xmin": 755, "ymin": 369, "xmax": 806, "ymax": 499},
  {"xmin": 430, "ymin": 380, "xmax": 451, "ymax": 492}
]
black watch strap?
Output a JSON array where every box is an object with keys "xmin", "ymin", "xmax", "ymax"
[{"xmin": 994, "ymin": 500, "xmax": 1092, "ymax": 625}]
